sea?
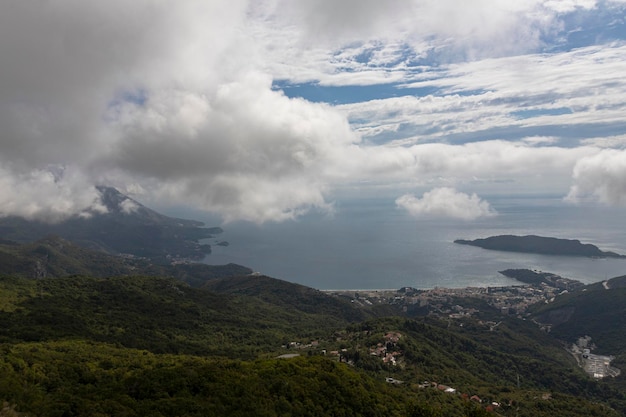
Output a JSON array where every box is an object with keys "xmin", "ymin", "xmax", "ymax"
[{"xmin": 194, "ymin": 195, "xmax": 626, "ymax": 290}]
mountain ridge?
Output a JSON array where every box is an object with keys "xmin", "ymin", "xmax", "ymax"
[
  {"xmin": 0, "ymin": 235, "xmax": 252, "ymax": 287},
  {"xmin": 0, "ymin": 186, "xmax": 222, "ymax": 264}
]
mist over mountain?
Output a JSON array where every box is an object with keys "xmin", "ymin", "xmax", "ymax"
[{"xmin": 0, "ymin": 186, "xmax": 222, "ymax": 264}]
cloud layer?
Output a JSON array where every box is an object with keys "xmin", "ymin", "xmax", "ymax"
[
  {"xmin": 1, "ymin": 1, "xmax": 626, "ymax": 223},
  {"xmin": 567, "ymin": 149, "xmax": 626, "ymax": 205},
  {"xmin": 396, "ymin": 188, "xmax": 497, "ymax": 220}
]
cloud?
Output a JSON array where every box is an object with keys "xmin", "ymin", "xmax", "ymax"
[
  {"xmin": 0, "ymin": 165, "xmax": 106, "ymax": 223},
  {"xmin": 0, "ymin": 0, "xmax": 625, "ymax": 224},
  {"xmin": 522, "ymin": 136, "xmax": 560, "ymax": 145},
  {"xmin": 252, "ymin": 0, "xmax": 626, "ymax": 86},
  {"xmin": 544, "ymin": 0, "xmax": 597, "ymax": 13},
  {"xmin": 0, "ymin": 0, "xmax": 357, "ymax": 223},
  {"xmin": 119, "ymin": 199, "xmax": 140, "ymax": 215},
  {"xmin": 396, "ymin": 188, "xmax": 497, "ymax": 220},
  {"xmin": 358, "ymin": 141, "xmax": 596, "ymax": 191},
  {"xmin": 0, "ymin": 0, "xmax": 249, "ymax": 166},
  {"xmin": 339, "ymin": 43, "xmax": 626, "ymax": 145},
  {"xmin": 580, "ymin": 134, "xmax": 626, "ymax": 148},
  {"xmin": 566, "ymin": 149, "xmax": 626, "ymax": 205},
  {"xmin": 104, "ymin": 71, "xmax": 358, "ymax": 223}
]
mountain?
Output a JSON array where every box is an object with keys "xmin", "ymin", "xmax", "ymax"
[
  {"xmin": 0, "ymin": 235, "xmax": 252, "ymax": 286},
  {"xmin": 0, "ymin": 273, "xmax": 622, "ymax": 416},
  {"xmin": 531, "ymin": 276, "xmax": 626, "ymax": 356},
  {"xmin": 0, "ymin": 275, "xmax": 361, "ymax": 357},
  {"xmin": 203, "ymin": 274, "xmax": 370, "ymax": 323},
  {"xmin": 0, "ymin": 186, "xmax": 222, "ymax": 263},
  {"xmin": 529, "ymin": 276, "xmax": 626, "ymax": 404},
  {"xmin": 0, "ymin": 235, "xmax": 141, "ymax": 279},
  {"xmin": 455, "ymin": 235, "xmax": 626, "ymax": 258}
]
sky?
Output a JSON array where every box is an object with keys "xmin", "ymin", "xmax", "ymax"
[{"xmin": 2, "ymin": 0, "xmax": 626, "ymax": 224}]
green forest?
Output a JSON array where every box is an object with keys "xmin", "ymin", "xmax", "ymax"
[
  {"xmin": 1, "ymin": 235, "xmax": 626, "ymax": 416},
  {"xmin": 0, "ymin": 272, "xmax": 625, "ymax": 416}
]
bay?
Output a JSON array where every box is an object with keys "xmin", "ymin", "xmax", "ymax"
[{"xmin": 200, "ymin": 196, "xmax": 626, "ymax": 290}]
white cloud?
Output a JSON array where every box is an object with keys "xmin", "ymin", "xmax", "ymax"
[
  {"xmin": 544, "ymin": 0, "xmax": 597, "ymax": 13},
  {"xmin": 338, "ymin": 43, "xmax": 626, "ymax": 145},
  {"xmin": 119, "ymin": 199, "xmax": 140, "ymax": 214},
  {"xmin": 0, "ymin": 165, "xmax": 106, "ymax": 223},
  {"xmin": 359, "ymin": 141, "xmax": 595, "ymax": 185},
  {"xmin": 0, "ymin": 0, "xmax": 357, "ymax": 224},
  {"xmin": 251, "ymin": 1, "xmax": 561, "ymax": 85},
  {"xmin": 396, "ymin": 187, "xmax": 497, "ymax": 220},
  {"xmin": 103, "ymin": 71, "xmax": 359, "ymax": 223},
  {"xmin": 580, "ymin": 134, "xmax": 626, "ymax": 148},
  {"xmin": 522, "ymin": 136, "xmax": 560, "ymax": 146},
  {"xmin": 0, "ymin": 0, "xmax": 625, "ymax": 224},
  {"xmin": 566, "ymin": 149, "xmax": 626, "ymax": 205}
]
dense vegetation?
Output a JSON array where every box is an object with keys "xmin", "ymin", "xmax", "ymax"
[
  {"xmin": 0, "ymin": 342, "xmax": 414, "ymax": 417},
  {"xmin": 2, "ymin": 190, "xmax": 625, "ymax": 415},
  {"xmin": 0, "ymin": 271, "xmax": 625, "ymax": 416},
  {"xmin": 0, "ymin": 236, "xmax": 251, "ymax": 286},
  {"xmin": 203, "ymin": 275, "xmax": 368, "ymax": 322},
  {"xmin": 0, "ymin": 275, "xmax": 363, "ymax": 358},
  {"xmin": 530, "ymin": 275, "xmax": 626, "ymax": 398}
]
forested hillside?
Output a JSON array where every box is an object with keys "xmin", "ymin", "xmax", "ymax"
[
  {"xmin": 0, "ymin": 271, "xmax": 625, "ymax": 416},
  {"xmin": 0, "ymin": 235, "xmax": 251, "ymax": 286},
  {"xmin": 530, "ymin": 275, "xmax": 626, "ymax": 398}
]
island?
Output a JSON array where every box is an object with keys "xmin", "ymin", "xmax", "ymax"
[{"xmin": 454, "ymin": 235, "xmax": 626, "ymax": 258}]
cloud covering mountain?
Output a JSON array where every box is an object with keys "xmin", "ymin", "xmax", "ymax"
[{"xmin": 2, "ymin": 0, "xmax": 626, "ymax": 223}]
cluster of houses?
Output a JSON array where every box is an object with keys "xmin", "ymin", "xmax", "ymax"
[
  {"xmin": 417, "ymin": 381, "xmax": 503, "ymax": 412},
  {"xmin": 369, "ymin": 331, "xmax": 403, "ymax": 365},
  {"xmin": 329, "ymin": 276, "xmax": 584, "ymax": 319}
]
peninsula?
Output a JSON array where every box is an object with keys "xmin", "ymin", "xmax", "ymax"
[{"xmin": 454, "ymin": 235, "xmax": 626, "ymax": 258}]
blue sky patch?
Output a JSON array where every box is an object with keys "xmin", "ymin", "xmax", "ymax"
[{"xmin": 273, "ymin": 81, "xmax": 439, "ymax": 104}]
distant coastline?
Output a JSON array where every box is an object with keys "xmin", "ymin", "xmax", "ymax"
[{"xmin": 454, "ymin": 235, "xmax": 626, "ymax": 259}]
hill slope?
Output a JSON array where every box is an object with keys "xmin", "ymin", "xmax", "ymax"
[
  {"xmin": 531, "ymin": 277, "xmax": 626, "ymax": 355},
  {"xmin": 0, "ymin": 186, "xmax": 221, "ymax": 263},
  {"xmin": 0, "ymin": 228, "xmax": 625, "ymax": 415},
  {"xmin": 203, "ymin": 274, "xmax": 370, "ymax": 322},
  {"xmin": 0, "ymin": 273, "xmax": 623, "ymax": 416},
  {"xmin": 0, "ymin": 275, "xmax": 360, "ymax": 357},
  {"xmin": 0, "ymin": 235, "xmax": 252, "ymax": 286}
]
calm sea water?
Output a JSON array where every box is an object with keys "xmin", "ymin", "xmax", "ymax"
[{"xmin": 198, "ymin": 196, "xmax": 626, "ymax": 290}]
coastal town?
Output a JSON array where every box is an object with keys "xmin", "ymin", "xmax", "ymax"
[
  {"xmin": 326, "ymin": 269, "xmax": 583, "ymax": 320},
  {"xmin": 325, "ymin": 269, "xmax": 620, "ymax": 380}
]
